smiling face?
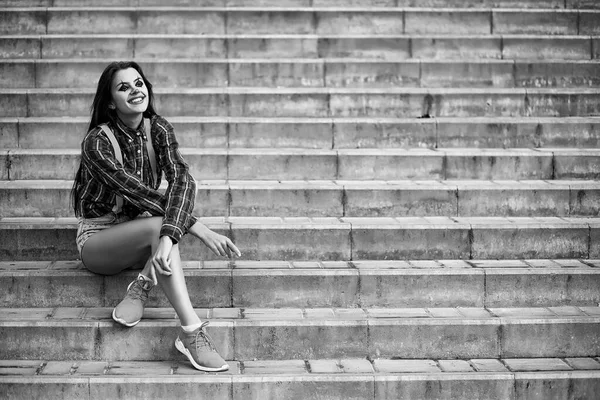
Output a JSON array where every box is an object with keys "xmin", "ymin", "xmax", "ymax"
[{"xmin": 110, "ymin": 67, "xmax": 149, "ymax": 120}]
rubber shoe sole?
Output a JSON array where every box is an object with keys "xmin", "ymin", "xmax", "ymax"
[
  {"xmin": 175, "ymin": 337, "xmax": 229, "ymax": 372},
  {"xmin": 112, "ymin": 308, "xmax": 141, "ymax": 328}
]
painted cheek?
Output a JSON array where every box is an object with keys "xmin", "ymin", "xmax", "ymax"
[
  {"xmin": 112, "ymin": 90, "xmax": 125, "ymax": 107},
  {"xmin": 115, "ymin": 94, "xmax": 133, "ymax": 113},
  {"xmin": 118, "ymin": 96, "xmax": 129, "ymax": 110}
]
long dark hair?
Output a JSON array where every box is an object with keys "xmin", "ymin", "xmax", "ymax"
[{"xmin": 71, "ymin": 61, "xmax": 157, "ymax": 217}]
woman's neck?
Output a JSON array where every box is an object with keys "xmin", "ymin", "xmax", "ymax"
[{"xmin": 116, "ymin": 112, "xmax": 143, "ymax": 130}]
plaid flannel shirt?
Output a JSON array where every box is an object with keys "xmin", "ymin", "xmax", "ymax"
[{"xmin": 77, "ymin": 114, "xmax": 197, "ymax": 243}]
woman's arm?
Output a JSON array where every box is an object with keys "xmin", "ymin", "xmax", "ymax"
[
  {"xmin": 153, "ymin": 117, "xmax": 198, "ymax": 243},
  {"xmin": 152, "ymin": 117, "xmax": 240, "ymax": 263}
]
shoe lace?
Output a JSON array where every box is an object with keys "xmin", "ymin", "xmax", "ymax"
[
  {"xmin": 126, "ymin": 278, "xmax": 150, "ymax": 302},
  {"xmin": 191, "ymin": 322, "xmax": 217, "ymax": 353}
]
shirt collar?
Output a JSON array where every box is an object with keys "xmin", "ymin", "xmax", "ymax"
[{"xmin": 110, "ymin": 112, "xmax": 144, "ymax": 139}]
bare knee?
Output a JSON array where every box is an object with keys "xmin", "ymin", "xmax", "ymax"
[{"xmin": 143, "ymin": 217, "xmax": 163, "ymax": 250}]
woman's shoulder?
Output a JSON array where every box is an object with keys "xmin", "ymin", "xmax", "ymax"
[
  {"xmin": 86, "ymin": 123, "xmax": 109, "ymax": 140},
  {"xmin": 151, "ymin": 114, "xmax": 173, "ymax": 132},
  {"xmin": 82, "ymin": 121, "xmax": 116, "ymax": 149}
]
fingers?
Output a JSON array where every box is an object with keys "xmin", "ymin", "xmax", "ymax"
[
  {"xmin": 149, "ymin": 265, "xmax": 158, "ymax": 286},
  {"xmin": 213, "ymin": 242, "xmax": 228, "ymax": 257},
  {"xmin": 227, "ymin": 239, "xmax": 242, "ymax": 257},
  {"xmin": 153, "ymin": 236, "xmax": 173, "ymax": 275},
  {"xmin": 207, "ymin": 241, "xmax": 227, "ymax": 257},
  {"xmin": 163, "ymin": 256, "xmax": 172, "ymax": 273},
  {"xmin": 156, "ymin": 254, "xmax": 171, "ymax": 273},
  {"xmin": 207, "ymin": 243, "xmax": 221, "ymax": 257},
  {"xmin": 200, "ymin": 231, "xmax": 242, "ymax": 258},
  {"xmin": 210, "ymin": 237, "xmax": 241, "ymax": 258},
  {"xmin": 152, "ymin": 256, "xmax": 172, "ymax": 276},
  {"xmin": 218, "ymin": 241, "xmax": 232, "ymax": 258}
]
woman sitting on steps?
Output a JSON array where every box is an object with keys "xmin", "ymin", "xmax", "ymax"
[{"xmin": 70, "ymin": 61, "xmax": 240, "ymax": 372}]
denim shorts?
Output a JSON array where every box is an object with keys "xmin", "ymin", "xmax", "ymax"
[{"xmin": 76, "ymin": 212, "xmax": 131, "ymax": 256}]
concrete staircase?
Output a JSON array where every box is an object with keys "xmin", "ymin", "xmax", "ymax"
[{"xmin": 1, "ymin": 1, "xmax": 600, "ymax": 399}]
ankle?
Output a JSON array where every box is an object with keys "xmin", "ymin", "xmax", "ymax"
[
  {"xmin": 137, "ymin": 273, "xmax": 154, "ymax": 289},
  {"xmin": 182, "ymin": 321, "xmax": 203, "ymax": 333}
]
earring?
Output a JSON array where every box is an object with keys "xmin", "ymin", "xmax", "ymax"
[{"xmin": 109, "ymin": 104, "xmax": 115, "ymax": 109}]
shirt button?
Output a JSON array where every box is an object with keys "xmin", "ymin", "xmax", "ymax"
[
  {"xmin": 136, "ymin": 171, "xmax": 141, "ymax": 175},
  {"xmin": 128, "ymin": 139, "xmax": 133, "ymax": 143},
  {"xmin": 137, "ymin": 150, "xmax": 141, "ymax": 154}
]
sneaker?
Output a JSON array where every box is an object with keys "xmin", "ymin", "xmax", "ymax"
[
  {"xmin": 112, "ymin": 275, "xmax": 153, "ymax": 327},
  {"xmin": 175, "ymin": 321, "xmax": 229, "ymax": 372}
]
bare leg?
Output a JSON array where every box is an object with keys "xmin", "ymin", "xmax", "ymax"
[
  {"xmin": 154, "ymin": 244, "xmax": 199, "ymax": 326},
  {"xmin": 81, "ymin": 217, "xmax": 200, "ymax": 326}
]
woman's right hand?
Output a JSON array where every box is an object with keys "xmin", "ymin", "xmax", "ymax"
[{"xmin": 148, "ymin": 236, "xmax": 174, "ymax": 284}]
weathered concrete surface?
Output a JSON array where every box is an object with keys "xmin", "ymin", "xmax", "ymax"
[
  {"xmin": 359, "ymin": 269, "xmax": 485, "ymax": 307},
  {"xmin": 514, "ymin": 371, "xmax": 600, "ymax": 400},
  {"xmin": 503, "ymin": 37, "xmax": 592, "ymax": 60},
  {"xmin": 234, "ymin": 320, "xmax": 368, "ymax": 359},
  {"xmin": 375, "ymin": 373, "xmax": 515, "ymax": 400},
  {"xmin": 349, "ymin": 219, "xmax": 471, "ymax": 260},
  {"xmin": 232, "ymin": 269, "xmax": 359, "ymax": 308},
  {"xmin": 232, "ymin": 375, "xmax": 374, "ymax": 400},
  {"xmin": 485, "ymin": 269, "xmax": 600, "ymax": 307},
  {"xmin": 369, "ymin": 319, "xmax": 500, "ymax": 359},
  {"xmin": 470, "ymin": 219, "xmax": 589, "ymax": 259},
  {"xmin": 501, "ymin": 318, "xmax": 600, "ymax": 358},
  {"xmin": 493, "ymin": 10, "xmax": 578, "ymax": 35}
]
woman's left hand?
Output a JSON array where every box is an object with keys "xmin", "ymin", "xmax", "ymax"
[
  {"xmin": 151, "ymin": 236, "xmax": 174, "ymax": 279},
  {"xmin": 189, "ymin": 221, "xmax": 241, "ymax": 258}
]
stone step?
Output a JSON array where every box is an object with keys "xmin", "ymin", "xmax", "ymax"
[
  {"xmin": 2, "ymin": 34, "xmax": 597, "ymax": 60},
  {"xmin": 1, "ymin": 359, "xmax": 600, "ymax": 400},
  {"xmin": 3, "ymin": 59, "xmax": 600, "ymax": 89},
  {"xmin": 1, "ymin": 0, "xmax": 598, "ymax": 9},
  {"xmin": 1, "ymin": 216, "xmax": 599, "ymax": 261},
  {"xmin": 3, "ymin": 179, "xmax": 600, "ymax": 218},
  {"xmin": 1, "ymin": 7, "xmax": 599, "ymax": 36},
  {"xmin": 2, "ymin": 259, "xmax": 600, "ymax": 308},
  {"xmin": 2, "ymin": 358, "xmax": 600, "ymax": 400},
  {"xmin": 2, "ymin": 88, "xmax": 600, "ymax": 118},
  {"xmin": 2, "ymin": 116, "xmax": 599, "ymax": 149},
  {"xmin": 1, "ymin": 306, "xmax": 599, "ymax": 360},
  {"xmin": 2, "ymin": 148, "xmax": 599, "ymax": 181}
]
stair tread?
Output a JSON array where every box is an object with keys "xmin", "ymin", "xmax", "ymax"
[
  {"xmin": 1, "ymin": 258, "xmax": 598, "ymax": 309},
  {"xmin": 1, "ymin": 358, "xmax": 599, "ymax": 376},
  {"xmin": 2, "ymin": 216, "xmax": 594, "ymax": 261},
  {"xmin": 2, "ymin": 306, "xmax": 597, "ymax": 362},
  {"xmin": 1, "ymin": 306, "xmax": 599, "ymax": 321},
  {"xmin": 3, "ymin": 6, "xmax": 597, "ymax": 10},
  {"xmin": 1, "ymin": 361, "xmax": 598, "ymax": 399},
  {"xmin": 4, "ymin": 147, "xmax": 600, "ymax": 154},
  {"xmin": 6, "ymin": 58, "xmax": 600, "ymax": 63},
  {"xmin": 2, "ymin": 258, "xmax": 599, "ymax": 271},
  {"xmin": 3, "ymin": 116, "xmax": 599, "ymax": 122},
  {"xmin": 2, "ymin": 179, "xmax": 600, "ymax": 189},
  {"xmin": 2, "ymin": 215, "xmax": 600, "ymax": 226},
  {"xmin": 2, "ymin": 33, "xmax": 597, "ymax": 38},
  {"xmin": 6, "ymin": 87, "xmax": 600, "ymax": 93},
  {"xmin": 1, "ymin": 0, "xmax": 598, "ymax": 9}
]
